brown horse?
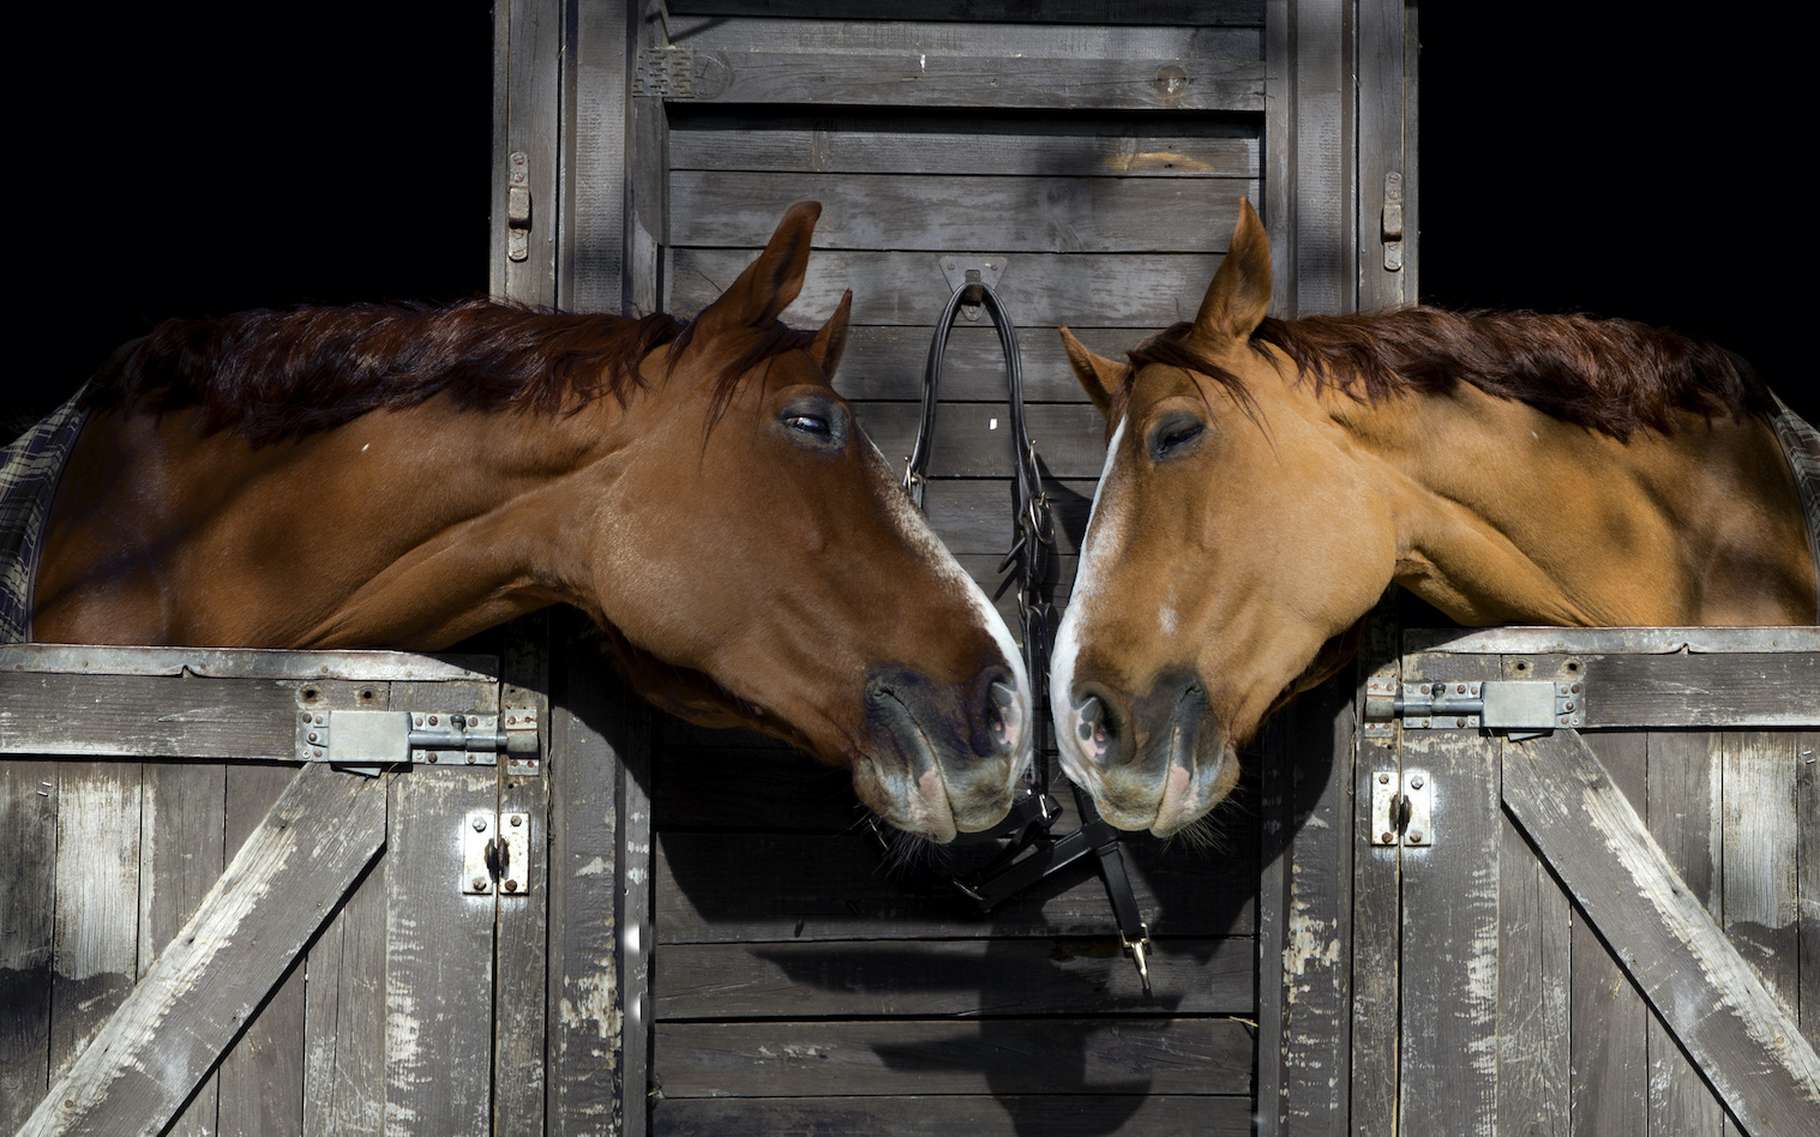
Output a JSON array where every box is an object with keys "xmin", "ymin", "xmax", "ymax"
[
  {"xmin": 1050, "ymin": 199, "xmax": 1816, "ymax": 836},
  {"xmin": 30, "ymin": 202, "xmax": 1032, "ymax": 842}
]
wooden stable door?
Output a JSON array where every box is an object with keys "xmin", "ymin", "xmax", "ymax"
[{"xmin": 1382, "ymin": 630, "xmax": 1819, "ymax": 1137}]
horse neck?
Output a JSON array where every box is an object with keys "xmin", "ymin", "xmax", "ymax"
[
  {"xmin": 35, "ymin": 396, "xmax": 621, "ymax": 649},
  {"xmin": 1347, "ymin": 383, "xmax": 1815, "ymax": 626}
]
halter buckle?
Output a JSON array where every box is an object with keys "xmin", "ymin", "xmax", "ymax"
[{"xmin": 1121, "ymin": 922, "xmax": 1154, "ymax": 996}]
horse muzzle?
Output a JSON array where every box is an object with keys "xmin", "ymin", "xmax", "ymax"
[
  {"xmin": 1056, "ymin": 668, "xmax": 1232, "ymax": 836},
  {"xmin": 858, "ymin": 663, "xmax": 1032, "ymax": 842}
]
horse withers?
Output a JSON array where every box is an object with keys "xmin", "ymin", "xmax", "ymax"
[
  {"xmin": 22, "ymin": 202, "xmax": 1032, "ymax": 842},
  {"xmin": 1050, "ymin": 198, "xmax": 1818, "ymax": 837}
]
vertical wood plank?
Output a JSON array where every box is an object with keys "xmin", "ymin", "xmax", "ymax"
[
  {"xmin": 1255, "ymin": 717, "xmax": 1289, "ymax": 1137},
  {"xmin": 560, "ymin": 0, "xmax": 630, "ymax": 313},
  {"xmin": 547, "ymin": 629, "xmax": 640, "ymax": 1136},
  {"xmin": 1645, "ymin": 731, "xmax": 1724, "ymax": 1135},
  {"xmin": 622, "ymin": 718, "xmax": 655, "ymax": 1137},
  {"xmin": 1398, "ymin": 653, "xmax": 1502, "ymax": 1137},
  {"xmin": 1264, "ymin": 0, "xmax": 1294, "ymax": 317},
  {"xmin": 49, "ymin": 761, "xmax": 140, "ymax": 1081},
  {"xmin": 303, "ymin": 843, "xmax": 388, "ymax": 1137},
  {"xmin": 0, "ymin": 760, "xmax": 58, "ymax": 1133},
  {"xmin": 1290, "ymin": 0, "xmax": 1355, "ymax": 316},
  {"xmin": 218, "ymin": 764, "xmax": 309, "ymax": 1137},
  {"xmin": 1356, "ymin": 0, "xmax": 1409, "ymax": 309},
  {"xmin": 1570, "ymin": 730, "xmax": 1648, "ymax": 1137},
  {"xmin": 1278, "ymin": 675, "xmax": 1354, "ymax": 1133},
  {"xmin": 1799, "ymin": 731, "xmax": 1819, "ymax": 1050},
  {"xmin": 495, "ymin": 0, "xmax": 562, "ymax": 305},
  {"xmin": 139, "ymin": 761, "xmax": 227, "ymax": 1137},
  {"xmin": 384, "ymin": 680, "xmax": 500, "ymax": 1137},
  {"xmin": 495, "ymin": 617, "xmax": 552, "ymax": 1137},
  {"xmin": 1351, "ymin": 618, "xmax": 1401, "ymax": 1137}
]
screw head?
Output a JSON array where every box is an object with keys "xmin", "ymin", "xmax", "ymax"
[
  {"xmin": 1410, "ymin": 774, "xmax": 1424, "ymax": 789},
  {"xmin": 504, "ymin": 879, "xmax": 519, "ymax": 893},
  {"xmin": 1381, "ymin": 831, "xmax": 1396, "ymax": 844},
  {"xmin": 1408, "ymin": 830, "xmax": 1425, "ymax": 843},
  {"xmin": 1378, "ymin": 772, "xmax": 1390, "ymax": 784},
  {"xmin": 428, "ymin": 715, "xmax": 439, "ymax": 726},
  {"xmin": 307, "ymin": 731, "xmax": 319, "ymax": 743},
  {"xmin": 427, "ymin": 754, "xmax": 438, "ymax": 763},
  {"xmin": 472, "ymin": 877, "xmax": 489, "ymax": 891},
  {"xmin": 473, "ymin": 817, "xmax": 487, "ymax": 832},
  {"xmin": 510, "ymin": 815, "xmax": 523, "ymax": 827},
  {"xmin": 1456, "ymin": 684, "xmax": 1467, "ymax": 694}
]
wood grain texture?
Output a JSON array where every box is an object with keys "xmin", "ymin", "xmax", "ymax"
[
  {"xmin": 0, "ymin": 760, "xmax": 58, "ymax": 1133},
  {"xmin": 670, "ymin": 249, "xmax": 1225, "ymax": 328},
  {"xmin": 19, "ymin": 764, "xmax": 385, "ymax": 1137},
  {"xmin": 218, "ymin": 764, "xmax": 310, "ymax": 1137},
  {"xmin": 1721, "ymin": 732, "xmax": 1801, "ymax": 1014},
  {"xmin": 653, "ymin": 1018, "xmax": 1254, "ymax": 1097},
  {"xmin": 303, "ymin": 839, "xmax": 387, "ymax": 1137},
  {"xmin": 832, "ymin": 324, "xmax": 1148, "ymax": 402},
  {"xmin": 1501, "ymin": 729, "xmax": 1820, "ymax": 1137},
  {"xmin": 670, "ymin": 120, "xmax": 1260, "ymax": 178},
  {"xmin": 653, "ymin": 937, "xmax": 1252, "ymax": 1019},
  {"xmin": 1397, "ymin": 653, "xmax": 1502, "ymax": 1137},
  {"xmin": 1349, "ymin": 616, "xmax": 1401, "ymax": 1137},
  {"xmin": 137, "ymin": 761, "xmax": 226, "ymax": 1137},
  {"xmin": 923, "ymin": 477, "xmax": 1095, "ymax": 557},
  {"xmin": 670, "ymin": 172, "xmax": 1257, "ymax": 252},
  {"xmin": 651, "ymin": 1093, "xmax": 1255, "ymax": 1137},
  {"xmin": 1800, "ymin": 731, "xmax": 1819, "ymax": 1051},
  {"xmin": 0, "ymin": 672, "xmax": 310, "ymax": 761},
  {"xmin": 496, "ymin": 0, "xmax": 562, "ymax": 304},
  {"xmin": 494, "ymin": 617, "xmax": 552, "ymax": 1137},
  {"xmin": 1582, "ymin": 652, "xmax": 1820, "ymax": 728},
  {"xmin": 856, "ymin": 401, "xmax": 1106, "ymax": 479},
  {"xmin": 558, "ymin": 0, "xmax": 628, "ymax": 313},
  {"xmin": 664, "ymin": 1, "xmax": 1265, "ymax": 24},
  {"xmin": 1646, "ymin": 730, "xmax": 1725, "ymax": 1135},
  {"xmin": 1568, "ymin": 731, "xmax": 1647, "ymax": 1137},
  {"xmin": 1496, "ymin": 814, "xmax": 1570, "ymax": 1137},
  {"xmin": 48, "ymin": 761, "xmax": 140, "ymax": 1083},
  {"xmin": 655, "ymin": 830, "xmax": 1255, "ymax": 942}
]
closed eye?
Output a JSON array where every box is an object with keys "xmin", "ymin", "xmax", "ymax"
[
  {"xmin": 1150, "ymin": 417, "xmax": 1206, "ymax": 460},
  {"xmin": 784, "ymin": 413, "xmax": 830, "ymax": 435}
]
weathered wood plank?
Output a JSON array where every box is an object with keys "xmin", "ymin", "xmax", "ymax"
[
  {"xmin": 622, "ymin": 693, "xmax": 655, "ymax": 1137},
  {"xmin": 652, "ymin": 1093, "xmax": 1255, "ymax": 1136},
  {"xmin": 0, "ymin": 761, "xmax": 58, "ymax": 1134},
  {"xmin": 655, "ymin": 830, "xmax": 1255, "ymax": 942},
  {"xmin": 653, "ymin": 937, "xmax": 1252, "ymax": 1019},
  {"xmin": 1582, "ymin": 652, "xmax": 1820, "ymax": 728},
  {"xmin": 833, "ymin": 324, "xmax": 1146, "ymax": 402},
  {"xmin": 670, "ymin": 15, "xmax": 1261, "ymax": 63},
  {"xmin": 1798, "ymin": 731, "xmax": 1819, "ymax": 1050},
  {"xmin": 0, "ymin": 644, "xmax": 498, "ymax": 683},
  {"xmin": 1646, "ymin": 730, "xmax": 1725, "ymax": 1135},
  {"xmin": 302, "ymin": 842, "xmax": 387, "ymax": 1137},
  {"xmin": 1496, "ymin": 814, "xmax": 1570, "ymax": 1137},
  {"xmin": 494, "ymin": 617, "xmax": 551, "ymax": 1137},
  {"xmin": 546, "ymin": 631, "xmax": 638, "ymax": 1137},
  {"xmin": 0, "ymin": 672, "xmax": 310, "ymax": 760},
  {"xmin": 1276, "ymin": 675, "xmax": 1353, "ymax": 1129},
  {"xmin": 48, "ymin": 761, "xmax": 141, "ymax": 1083},
  {"xmin": 670, "ymin": 172, "xmax": 1257, "ymax": 253},
  {"xmin": 219, "ymin": 764, "xmax": 310, "ymax": 1137},
  {"xmin": 1568, "ymin": 731, "xmax": 1648, "ymax": 1137},
  {"xmin": 383, "ymin": 680, "xmax": 499, "ymax": 1137},
  {"xmin": 665, "ymin": 1, "xmax": 1264, "ymax": 24},
  {"xmin": 19, "ymin": 764, "xmax": 386, "ymax": 1137},
  {"xmin": 924, "ymin": 477, "xmax": 1096, "ymax": 557},
  {"xmin": 670, "ymin": 249, "xmax": 1224, "ymax": 328},
  {"xmin": 653, "ymin": 1018, "xmax": 1254, "ymax": 1097},
  {"xmin": 1357, "ymin": 0, "xmax": 1410, "ymax": 309},
  {"xmin": 495, "ymin": 0, "xmax": 561, "ymax": 305},
  {"xmin": 1722, "ymin": 732, "xmax": 1801, "ymax": 1016},
  {"xmin": 557, "ymin": 0, "xmax": 627, "ymax": 313},
  {"xmin": 856, "ymin": 402, "xmax": 1106, "ymax": 479},
  {"xmin": 1501, "ymin": 729, "xmax": 1820, "ymax": 1137},
  {"xmin": 669, "ymin": 120, "xmax": 1260, "ymax": 178},
  {"xmin": 137, "ymin": 761, "xmax": 226, "ymax": 1137},
  {"xmin": 1349, "ymin": 616, "xmax": 1401, "ymax": 1137},
  {"xmin": 1398, "ymin": 654, "xmax": 1502, "ymax": 1137}
]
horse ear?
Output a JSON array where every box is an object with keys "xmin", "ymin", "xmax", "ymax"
[
  {"xmin": 701, "ymin": 200, "xmax": 821, "ymax": 328},
  {"xmin": 1193, "ymin": 198, "xmax": 1272, "ymax": 341},
  {"xmin": 1059, "ymin": 326, "xmax": 1127, "ymax": 418},
  {"xmin": 809, "ymin": 289, "xmax": 853, "ymax": 377}
]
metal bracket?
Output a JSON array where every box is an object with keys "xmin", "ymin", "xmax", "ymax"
[
  {"xmin": 1370, "ymin": 768, "xmax": 1432, "ymax": 847},
  {"xmin": 462, "ymin": 810, "xmax": 531, "ymax": 896},
  {"xmin": 632, "ymin": 45, "xmax": 695, "ymax": 98},
  {"xmin": 939, "ymin": 256, "xmax": 1006, "ymax": 322},
  {"xmin": 1381, "ymin": 170, "xmax": 1405, "ymax": 272},
  {"xmin": 506, "ymin": 152, "xmax": 531, "ymax": 263},
  {"xmin": 1362, "ymin": 678, "xmax": 1583, "ymax": 733},
  {"xmin": 301, "ymin": 709, "xmax": 540, "ymax": 775}
]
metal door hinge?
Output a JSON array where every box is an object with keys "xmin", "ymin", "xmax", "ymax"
[
  {"xmin": 1370, "ymin": 768, "xmax": 1432, "ymax": 847},
  {"xmin": 506, "ymin": 151, "xmax": 532, "ymax": 263},
  {"xmin": 463, "ymin": 810, "xmax": 531, "ymax": 896},
  {"xmin": 1362, "ymin": 678, "xmax": 1582, "ymax": 733},
  {"xmin": 299, "ymin": 708, "xmax": 540, "ymax": 775},
  {"xmin": 632, "ymin": 46, "xmax": 695, "ymax": 97},
  {"xmin": 1381, "ymin": 171, "xmax": 1405, "ymax": 272}
]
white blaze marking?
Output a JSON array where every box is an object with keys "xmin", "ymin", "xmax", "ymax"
[
  {"xmin": 1051, "ymin": 414, "xmax": 1128, "ymax": 779},
  {"xmin": 1159, "ymin": 605, "xmax": 1177, "ymax": 636}
]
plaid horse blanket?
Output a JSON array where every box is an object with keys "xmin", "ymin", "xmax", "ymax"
[
  {"xmin": 1771, "ymin": 395, "xmax": 1820, "ymax": 622},
  {"xmin": 0, "ymin": 392, "xmax": 88, "ymax": 644}
]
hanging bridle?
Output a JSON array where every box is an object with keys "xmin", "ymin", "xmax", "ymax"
[{"xmin": 893, "ymin": 270, "xmax": 1154, "ymax": 996}]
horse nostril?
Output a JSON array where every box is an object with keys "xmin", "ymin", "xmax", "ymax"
[{"xmin": 985, "ymin": 679, "xmax": 1017, "ymax": 749}]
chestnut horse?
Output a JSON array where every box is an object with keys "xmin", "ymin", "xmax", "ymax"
[
  {"xmin": 1050, "ymin": 199, "xmax": 1817, "ymax": 836},
  {"xmin": 28, "ymin": 202, "xmax": 1032, "ymax": 842}
]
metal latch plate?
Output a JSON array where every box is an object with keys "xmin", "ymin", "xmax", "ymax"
[
  {"xmin": 1364, "ymin": 679, "xmax": 1583, "ymax": 732},
  {"xmin": 1370, "ymin": 768, "xmax": 1432, "ymax": 847},
  {"xmin": 463, "ymin": 811, "xmax": 531, "ymax": 896}
]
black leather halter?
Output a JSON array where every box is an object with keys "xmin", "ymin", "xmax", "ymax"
[{"xmin": 894, "ymin": 272, "xmax": 1154, "ymax": 995}]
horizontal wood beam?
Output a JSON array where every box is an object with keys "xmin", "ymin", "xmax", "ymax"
[
  {"xmin": 1501, "ymin": 731, "xmax": 1820, "ymax": 1137},
  {"xmin": 20, "ymin": 764, "xmax": 388, "ymax": 1137}
]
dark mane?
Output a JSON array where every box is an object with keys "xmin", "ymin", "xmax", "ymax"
[
  {"xmin": 82, "ymin": 299, "xmax": 816, "ymax": 445},
  {"xmin": 1127, "ymin": 307, "xmax": 1772, "ymax": 440}
]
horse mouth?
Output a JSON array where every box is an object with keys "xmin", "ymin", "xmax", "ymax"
[{"xmin": 866, "ymin": 685, "xmax": 962, "ymax": 842}]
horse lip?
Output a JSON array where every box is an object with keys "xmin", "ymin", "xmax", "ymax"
[
  {"xmin": 1150, "ymin": 682, "xmax": 1208, "ymax": 835},
  {"xmin": 870, "ymin": 684, "xmax": 960, "ymax": 840}
]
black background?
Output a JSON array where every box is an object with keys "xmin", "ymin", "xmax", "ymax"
[{"xmin": 7, "ymin": 4, "xmax": 1814, "ymax": 420}]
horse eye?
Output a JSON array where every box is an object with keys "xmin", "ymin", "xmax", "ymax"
[
  {"xmin": 1152, "ymin": 419, "xmax": 1206, "ymax": 460},
  {"xmin": 784, "ymin": 413, "xmax": 830, "ymax": 435}
]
